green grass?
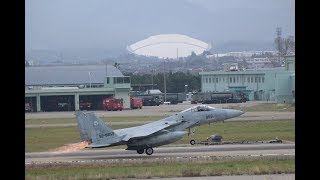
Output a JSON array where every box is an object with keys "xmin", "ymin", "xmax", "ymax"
[
  {"xmin": 25, "ymin": 158, "xmax": 295, "ymax": 179},
  {"xmin": 25, "ymin": 116, "xmax": 165, "ymax": 125},
  {"xmin": 179, "ymin": 119, "xmax": 295, "ymax": 143},
  {"xmin": 25, "ymin": 125, "xmax": 130, "ymax": 152},
  {"xmin": 25, "ymin": 119, "xmax": 294, "ymax": 152},
  {"xmin": 227, "ymin": 103, "xmax": 295, "ymax": 112}
]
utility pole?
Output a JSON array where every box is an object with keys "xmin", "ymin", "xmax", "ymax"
[
  {"xmin": 88, "ymin": 72, "xmax": 92, "ymax": 88},
  {"xmin": 151, "ymin": 69, "xmax": 154, "ymax": 90},
  {"xmin": 163, "ymin": 60, "xmax": 166, "ymax": 102},
  {"xmin": 105, "ymin": 62, "xmax": 108, "ymax": 77},
  {"xmin": 176, "ymin": 48, "xmax": 179, "ymax": 60}
]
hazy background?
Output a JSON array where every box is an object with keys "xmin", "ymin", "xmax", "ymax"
[{"xmin": 25, "ymin": 0, "xmax": 295, "ymax": 63}]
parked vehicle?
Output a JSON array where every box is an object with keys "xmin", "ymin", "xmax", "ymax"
[
  {"xmin": 192, "ymin": 91, "xmax": 247, "ymax": 104},
  {"xmin": 102, "ymin": 97, "xmax": 123, "ymax": 111},
  {"xmin": 142, "ymin": 95, "xmax": 162, "ymax": 106},
  {"xmin": 164, "ymin": 93, "xmax": 185, "ymax": 104},
  {"xmin": 25, "ymin": 103, "xmax": 32, "ymax": 112},
  {"xmin": 130, "ymin": 96, "xmax": 143, "ymax": 109},
  {"xmin": 79, "ymin": 101, "xmax": 92, "ymax": 110}
]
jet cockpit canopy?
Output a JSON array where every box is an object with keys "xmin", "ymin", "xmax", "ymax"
[{"xmin": 181, "ymin": 105, "xmax": 215, "ymax": 113}]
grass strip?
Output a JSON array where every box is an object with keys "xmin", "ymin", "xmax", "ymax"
[{"xmin": 25, "ymin": 158, "xmax": 295, "ymax": 179}]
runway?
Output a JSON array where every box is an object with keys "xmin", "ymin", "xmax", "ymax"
[{"xmin": 25, "ymin": 143, "xmax": 295, "ymax": 166}]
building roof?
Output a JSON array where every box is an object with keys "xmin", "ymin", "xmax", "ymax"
[
  {"xmin": 127, "ymin": 34, "xmax": 211, "ymax": 59},
  {"xmin": 25, "ymin": 65, "xmax": 123, "ymax": 85}
]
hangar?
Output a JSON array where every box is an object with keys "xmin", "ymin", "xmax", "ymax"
[
  {"xmin": 25, "ymin": 65, "xmax": 131, "ymax": 112},
  {"xmin": 127, "ymin": 34, "xmax": 211, "ymax": 59},
  {"xmin": 200, "ymin": 55, "xmax": 295, "ymax": 103}
]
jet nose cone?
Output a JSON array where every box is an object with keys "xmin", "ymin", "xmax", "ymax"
[{"xmin": 226, "ymin": 109, "xmax": 245, "ymax": 118}]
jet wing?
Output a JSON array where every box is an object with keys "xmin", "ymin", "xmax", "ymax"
[{"xmin": 114, "ymin": 118, "xmax": 181, "ymax": 141}]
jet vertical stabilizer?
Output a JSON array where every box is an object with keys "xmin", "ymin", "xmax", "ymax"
[
  {"xmin": 75, "ymin": 111, "xmax": 91, "ymax": 141},
  {"xmin": 75, "ymin": 111, "xmax": 122, "ymax": 147}
]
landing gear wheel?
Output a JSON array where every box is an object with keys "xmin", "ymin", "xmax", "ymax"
[
  {"xmin": 190, "ymin": 139, "xmax": 196, "ymax": 145},
  {"xmin": 137, "ymin": 149, "xmax": 144, "ymax": 154},
  {"xmin": 145, "ymin": 147, "xmax": 154, "ymax": 155}
]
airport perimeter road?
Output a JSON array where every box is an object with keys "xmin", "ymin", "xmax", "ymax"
[
  {"xmin": 25, "ymin": 102, "xmax": 294, "ymax": 120},
  {"xmin": 25, "ymin": 143, "xmax": 294, "ymax": 165}
]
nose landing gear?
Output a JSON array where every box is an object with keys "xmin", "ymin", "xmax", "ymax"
[
  {"xmin": 188, "ymin": 127, "xmax": 198, "ymax": 145},
  {"xmin": 190, "ymin": 139, "xmax": 196, "ymax": 145}
]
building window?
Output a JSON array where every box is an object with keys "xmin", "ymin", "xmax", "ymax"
[
  {"xmin": 247, "ymin": 77, "xmax": 250, "ymax": 83},
  {"xmin": 251, "ymin": 77, "xmax": 253, "ymax": 83},
  {"xmin": 223, "ymin": 77, "xmax": 225, "ymax": 82},
  {"xmin": 233, "ymin": 77, "xmax": 235, "ymax": 83},
  {"xmin": 262, "ymin": 77, "xmax": 264, "ymax": 83},
  {"xmin": 258, "ymin": 77, "xmax": 261, "ymax": 83},
  {"xmin": 230, "ymin": 77, "xmax": 232, "ymax": 83},
  {"xmin": 237, "ymin": 77, "xmax": 239, "ymax": 83},
  {"xmin": 216, "ymin": 78, "xmax": 218, "ymax": 83},
  {"xmin": 255, "ymin": 77, "xmax": 257, "ymax": 83},
  {"xmin": 114, "ymin": 77, "xmax": 130, "ymax": 84},
  {"xmin": 206, "ymin": 77, "xmax": 208, "ymax": 83},
  {"xmin": 209, "ymin": 77, "xmax": 211, "ymax": 83},
  {"xmin": 107, "ymin": 77, "xmax": 110, "ymax": 84}
]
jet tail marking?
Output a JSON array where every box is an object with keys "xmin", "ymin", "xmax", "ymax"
[{"xmin": 75, "ymin": 111, "xmax": 121, "ymax": 147}]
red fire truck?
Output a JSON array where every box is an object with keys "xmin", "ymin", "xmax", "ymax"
[
  {"xmin": 102, "ymin": 97, "xmax": 123, "ymax": 111},
  {"xmin": 130, "ymin": 96, "xmax": 143, "ymax": 109}
]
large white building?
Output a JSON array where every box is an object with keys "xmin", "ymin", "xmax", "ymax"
[{"xmin": 127, "ymin": 34, "xmax": 211, "ymax": 59}]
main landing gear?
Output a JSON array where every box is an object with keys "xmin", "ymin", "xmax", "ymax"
[
  {"xmin": 136, "ymin": 147, "xmax": 154, "ymax": 155},
  {"xmin": 136, "ymin": 149, "xmax": 144, "ymax": 154}
]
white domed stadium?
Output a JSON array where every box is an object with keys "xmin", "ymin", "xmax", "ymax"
[{"xmin": 127, "ymin": 34, "xmax": 211, "ymax": 59}]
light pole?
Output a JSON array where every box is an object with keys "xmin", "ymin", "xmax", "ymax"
[
  {"xmin": 163, "ymin": 60, "xmax": 166, "ymax": 102},
  {"xmin": 185, "ymin": 84, "xmax": 188, "ymax": 101},
  {"xmin": 151, "ymin": 69, "xmax": 154, "ymax": 90},
  {"xmin": 88, "ymin": 72, "xmax": 92, "ymax": 88}
]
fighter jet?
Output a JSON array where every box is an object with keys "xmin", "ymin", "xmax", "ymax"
[{"xmin": 75, "ymin": 105, "xmax": 244, "ymax": 155}]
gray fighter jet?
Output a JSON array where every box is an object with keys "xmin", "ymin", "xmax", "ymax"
[{"xmin": 75, "ymin": 105, "xmax": 244, "ymax": 155}]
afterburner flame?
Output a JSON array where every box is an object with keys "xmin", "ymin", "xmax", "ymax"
[{"xmin": 50, "ymin": 140, "xmax": 91, "ymax": 154}]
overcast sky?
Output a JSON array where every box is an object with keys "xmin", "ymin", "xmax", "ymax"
[{"xmin": 25, "ymin": 0, "xmax": 295, "ymax": 51}]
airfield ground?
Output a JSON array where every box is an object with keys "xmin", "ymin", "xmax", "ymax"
[{"xmin": 25, "ymin": 101, "xmax": 295, "ymax": 179}]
